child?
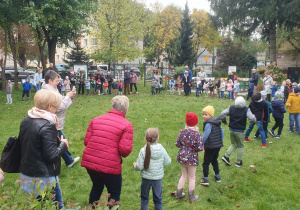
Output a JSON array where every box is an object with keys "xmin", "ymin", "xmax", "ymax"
[
  {"xmin": 233, "ymin": 80, "xmax": 239, "ymax": 99},
  {"xmin": 112, "ymin": 79, "xmax": 118, "ymax": 95},
  {"xmin": 195, "ymin": 77, "xmax": 201, "ymax": 97},
  {"xmin": 271, "ymin": 81, "xmax": 278, "ymax": 98},
  {"xmin": 97, "ymin": 79, "xmax": 102, "ymax": 95},
  {"xmin": 244, "ymin": 93, "xmax": 268, "ymax": 148},
  {"xmin": 169, "ymin": 77, "xmax": 176, "ymax": 95},
  {"xmin": 219, "ymin": 79, "xmax": 225, "ymax": 99},
  {"xmin": 200, "ymin": 106, "xmax": 224, "ymax": 186},
  {"xmin": 91, "ymin": 77, "xmax": 96, "ymax": 94},
  {"xmin": 85, "ymin": 79, "xmax": 91, "ymax": 95},
  {"xmin": 176, "ymin": 76, "xmax": 182, "ymax": 96},
  {"xmin": 22, "ymin": 77, "xmax": 31, "ymax": 101},
  {"xmin": 215, "ymin": 79, "xmax": 221, "ymax": 98},
  {"xmin": 175, "ymin": 113, "xmax": 203, "ymax": 203},
  {"xmin": 226, "ymin": 79, "xmax": 233, "ymax": 100},
  {"xmin": 104, "ymin": 80, "xmax": 109, "ymax": 95},
  {"xmin": 286, "ymin": 87, "xmax": 300, "ymax": 134},
  {"xmin": 247, "ymin": 83, "xmax": 254, "ymax": 101},
  {"xmin": 280, "ymin": 81, "xmax": 286, "ymax": 92},
  {"xmin": 57, "ymin": 78, "xmax": 62, "ymax": 94},
  {"xmin": 269, "ymin": 91, "xmax": 286, "ymax": 139},
  {"xmin": 221, "ymin": 97, "xmax": 256, "ymax": 167},
  {"xmin": 61, "ymin": 79, "xmax": 66, "ymax": 96},
  {"xmin": 208, "ymin": 81, "xmax": 215, "ymax": 97},
  {"xmin": 151, "ymin": 77, "xmax": 158, "ymax": 95},
  {"xmin": 64, "ymin": 76, "xmax": 71, "ymax": 93},
  {"xmin": 203, "ymin": 80, "xmax": 209, "ymax": 97},
  {"xmin": 134, "ymin": 128, "xmax": 171, "ymax": 210},
  {"xmin": 5, "ymin": 80, "xmax": 12, "ymax": 104},
  {"xmin": 284, "ymin": 79, "xmax": 292, "ymax": 102},
  {"xmin": 264, "ymin": 81, "xmax": 271, "ymax": 102},
  {"xmin": 118, "ymin": 80, "xmax": 123, "ymax": 95}
]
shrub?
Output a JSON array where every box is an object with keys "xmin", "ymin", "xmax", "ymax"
[{"xmin": 257, "ymin": 63, "xmax": 287, "ymax": 83}]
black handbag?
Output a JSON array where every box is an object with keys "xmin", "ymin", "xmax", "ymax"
[{"xmin": 1, "ymin": 136, "xmax": 21, "ymax": 173}]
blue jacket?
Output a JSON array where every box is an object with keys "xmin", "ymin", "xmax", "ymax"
[
  {"xmin": 271, "ymin": 100, "xmax": 286, "ymax": 119},
  {"xmin": 181, "ymin": 69, "xmax": 193, "ymax": 81},
  {"xmin": 248, "ymin": 83, "xmax": 254, "ymax": 92},
  {"xmin": 265, "ymin": 100, "xmax": 273, "ymax": 123},
  {"xmin": 271, "ymin": 85, "xmax": 278, "ymax": 97},
  {"xmin": 23, "ymin": 78, "xmax": 31, "ymax": 91},
  {"xmin": 250, "ymin": 73, "xmax": 258, "ymax": 86},
  {"xmin": 124, "ymin": 71, "xmax": 131, "ymax": 84}
]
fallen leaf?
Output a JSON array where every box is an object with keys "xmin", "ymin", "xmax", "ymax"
[
  {"xmin": 167, "ymin": 142, "xmax": 170, "ymax": 145},
  {"xmin": 251, "ymin": 170, "xmax": 257, "ymax": 173},
  {"xmin": 269, "ymin": 141, "xmax": 273, "ymax": 144},
  {"xmin": 236, "ymin": 205, "xmax": 240, "ymax": 207},
  {"xmin": 207, "ymin": 198, "xmax": 211, "ymax": 202},
  {"xmin": 180, "ymin": 122, "xmax": 183, "ymax": 125},
  {"xmin": 1, "ymin": 183, "xmax": 4, "ymax": 187},
  {"xmin": 250, "ymin": 165, "xmax": 255, "ymax": 168},
  {"xmin": 216, "ymin": 189, "xmax": 221, "ymax": 194},
  {"xmin": 170, "ymin": 191, "xmax": 176, "ymax": 196},
  {"xmin": 289, "ymin": 145, "xmax": 293, "ymax": 148},
  {"xmin": 228, "ymin": 185, "xmax": 234, "ymax": 188}
]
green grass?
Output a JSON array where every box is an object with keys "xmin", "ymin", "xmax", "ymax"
[{"xmin": 1, "ymin": 84, "xmax": 300, "ymax": 209}]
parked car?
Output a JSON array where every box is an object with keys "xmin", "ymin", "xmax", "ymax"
[
  {"xmin": 89, "ymin": 64, "xmax": 115, "ymax": 77},
  {"xmin": 0, "ymin": 66, "xmax": 35, "ymax": 81},
  {"xmin": 56, "ymin": 64, "xmax": 68, "ymax": 73},
  {"xmin": 129, "ymin": 67, "xmax": 141, "ymax": 77}
]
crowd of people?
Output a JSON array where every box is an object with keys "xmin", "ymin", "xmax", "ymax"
[{"xmin": 1, "ymin": 65, "xmax": 300, "ymax": 209}]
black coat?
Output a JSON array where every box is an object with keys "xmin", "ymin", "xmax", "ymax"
[{"xmin": 19, "ymin": 117, "xmax": 67, "ymax": 177}]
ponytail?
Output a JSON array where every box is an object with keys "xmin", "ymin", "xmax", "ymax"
[{"xmin": 144, "ymin": 142, "xmax": 151, "ymax": 171}]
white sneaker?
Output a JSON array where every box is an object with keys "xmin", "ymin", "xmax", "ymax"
[
  {"xmin": 130, "ymin": 92, "xmax": 133, "ymax": 94},
  {"xmin": 6, "ymin": 102, "xmax": 9, "ymax": 104},
  {"xmin": 67, "ymin": 156, "xmax": 80, "ymax": 168},
  {"xmin": 136, "ymin": 92, "xmax": 138, "ymax": 94},
  {"xmin": 9, "ymin": 102, "xmax": 12, "ymax": 104}
]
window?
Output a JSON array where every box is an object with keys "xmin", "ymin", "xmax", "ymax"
[
  {"xmin": 91, "ymin": 38, "xmax": 97, "ymax": 46},
  {"xmin": 83, "ymin": 39, "xmax": 88, "ymax": 47},
  {"xmin": 56, "ymin": 55, "xmax": 59, "ymax": 61},
  {"xmin": 69, "ymin": 41, "xmax": 74, "ymax": 48}
]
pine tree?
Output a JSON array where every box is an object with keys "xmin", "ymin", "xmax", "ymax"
[
  {"xmin": 175, "ymin": 2, "xmax": 195, "ymax": 67},
  {"xmin": 63, "ymin": 40, "xmax": 90, "ymax": 66}
]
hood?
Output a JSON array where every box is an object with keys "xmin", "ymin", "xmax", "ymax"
[
  {"xmin": 271, "ymin": 99, "xmax": 283, "ymax": 108},
  {"xmin": 260, "ymin": 91, "xmax": 267, "ymax": 100},
  {"xmin": 26, "ymin": 77, "xmax": 30, "ymax": 82},
  {"xmin": 145, "ymin": 143, "xmax": 164, "ymax": 160},
  {"xmin": 235, "ymin": 96, "xmax": 246, "ymax": 108},
  {"xmin": 206, "ymin": 117, "xmax": 221, "ymax": 126}
]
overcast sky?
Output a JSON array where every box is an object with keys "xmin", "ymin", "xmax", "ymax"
[{"xmin": 143, "ymin": 0, "xmax": 211, "ymax": 13}]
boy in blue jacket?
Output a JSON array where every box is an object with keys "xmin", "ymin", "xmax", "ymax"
[
  {"xmin": 269, "ymin": 91, "xmax": 286, "ymax": 139},
  {"xmin": 22, "ymin": 77, "xmax": 31, "ymax": 101}
]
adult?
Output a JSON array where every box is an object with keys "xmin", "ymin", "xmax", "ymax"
[
  {"xmin": 77, "ymin": 68, "xmax": 86, "ymax": 95},
  {"xmin": 182, "ymin": 71, "xmax": 191, "ymax": 96},
  {"xmin": 227, "ymin": 71, "xmax": 235, "ymax": 82},
  {"xmin": 94, "ymin": 66, "xmax": 104, "ymax": 78},
  {"xmin": 249, "ymin": 69, "xmax": 258, "ymax": 93},
  {"xmin": 19, "ymin": 89, "xmax": 68, "ymax": 209},
  {"xmin": 130, "ymin": 70, "xmax": 138, "ymax": 94},
  {"xmin": 81, "ymin": 95, "xmax": 133, "ymax": 207},
  {"xmin": 181, "ymin": 66, "xmax": 193, "ymax": 81},
  {"xmin": 106, "ymin": 71, "xmax": 113, "ymax": 95},
  {"xmin": 124, "ymin": 69, "xmax": 131, "ymax": 95},
  {"xmin": 197, "ymin": 68, "xmax": 206, "ymax": 93},
  {"xmin": 260, "ymin": 71, "xmax": 273, "ymax": 85},
  {"xmin": 154, "ymin": 71, "xmax": 162, "ymax": 94},
  {"xmin": 42, "ymin": 70, "xmax": 80, "ymax": 168},
  {"xmin": 33, "ymin": 67, "xmax": 43, "ymax": 91},
  {"xmin": 45, "ymin": 63, "xmax": 55, "ymax": 75},
  {"xmin": 67, "ymin": 67, "xmax": 76, "ymax": 90}
]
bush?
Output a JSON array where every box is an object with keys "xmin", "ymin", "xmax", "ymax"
[{"xmin": 257, "ymin": 63, "xmax": 287, "ymax": 83}]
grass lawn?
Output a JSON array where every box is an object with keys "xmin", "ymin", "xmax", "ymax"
[{"xmin": 0, "ymin": 83, "xmax": 300, "ymax": 209}]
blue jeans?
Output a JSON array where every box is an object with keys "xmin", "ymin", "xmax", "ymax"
[
  {"xmin": 54, "ymin": 182, "xmax": 64, "ymax": 209},
  {"xmin": 221, "ymin": 91, "xmax": 224, "ymax": 98},
  {"xmin": 58, "ymin": 130, "xmax": 74, "ymax": 166},
  {"xmin": 141, "ymin": 178, "xmax": 162, "ymax": 210},
  {"xmin": 289, "ymin": 113, "xmax": 300, "ymax": 134},
  {"xmin": 245, "ymin": 121, "xmax": 266, "ymax": 143},
  {"xmin": 196, "ymin": 88, "xmax": 200, "ymax": 96},
  {"xmin": 227, "ymin": 91, "xmax": 232, "ymax": 100},
  {"xmin": 34, "ymin": 84, "xmax": 40, "ymax": 91},
  {"xmin": 108, "ymin": 84, "xmax": 112, "ymax": 94}
]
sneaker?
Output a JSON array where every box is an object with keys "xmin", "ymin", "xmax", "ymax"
[
  {"xmin": 130, "ymin": 92, "xmax": 133, "ymax": 94},
  {"xmin": 275, "ymin": 135, "xmax": 280, "ymax": 139},
  {"xmin": 235, "ymin": 160, "xmax": 243, "ymax": 167},
  {"xmin": 222, "ymin": 156, "xmax": 231, "ymax": 165},
  {"xmin": 200, "ymin": 178, "xmax": 209, "ymax": 186},
  {"xmin": 6, "ymin": 102, "xmax": 9, "ymax": 104},
  {"xmin": 262, "ymin": 143, "xmax": 267, "ymax": 148},
  {"xmin": 136, "ymin": 92, "xmax": 138, "ymax": 94},
  {"xmin": 253, "ymin": 136, "xmax": 259, "ymax": 139},
  {"xmin": 67, "ymin": 156, "xmax": 80, "ymax": 168},
  {"xmin": 244, "ymin": 138, "xmax": 252, "ymax": 142},
  {"xmin": 268, "ymin": 130, "xmax": 275, "ymax": 137},
  {"xmin": 215, "ymin": 175, "xmax": 221, "ymax": 183}
]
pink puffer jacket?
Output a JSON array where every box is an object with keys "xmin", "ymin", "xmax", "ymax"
[{"xmin": 81, "ymin": 110, "xmax": 133, "ymax": 175}]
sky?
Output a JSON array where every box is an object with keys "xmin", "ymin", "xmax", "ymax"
[{"xmin": 143, "ymin": 0, "xmax": 211, "ymax": 13}]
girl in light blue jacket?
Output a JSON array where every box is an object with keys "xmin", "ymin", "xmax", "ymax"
[{"xmin": 134, "ymin": 128, "xmax": 171, "ymax": 210}]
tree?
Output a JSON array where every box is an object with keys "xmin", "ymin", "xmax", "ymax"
[
  {"xmin": 91, "ymin": 0, "xmax": 147, "ymax": 70},
  {"xmin": 190, "ymin": 9, "xmax": 220, "ymax": 65},
  {"xmin": 277, "ymin": 28, "xmax": 300, "ymax": 59},
  {"xmin": 25, "ymin": 0, "xmax": 96, "ymax": 72},
  {"xmin": 208, "ymin": 0, "xmax": 300, "ymax": 63},
  {"xmin": 175, "ymin": 2, "xmax": 195, "ymax": 67},
  {"xmin": 63, "ymin": 40, "xmax": 91, "ymax": 66}
]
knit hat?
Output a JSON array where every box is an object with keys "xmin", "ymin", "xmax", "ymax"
[
  {"xmin": 274, "ymin": 91, "xmax": 284, "ymax": 100},
  {"xmin": 260, "ymin": 91, "xmax": 267, "ymax": 100},
  {"xmin": 202, "ymin": 106, "xmax": 215, "ymax": 117},
  {"xmin": 97, "ymin": 79, "xmax": 100, "ymax": 82},
  {"xmin": 294, "ymin": 87, "xmax": 300, "ymax": 93},
  {"xmin": 186, "ymin": 113, "xmax": 198, "ymax": 127},
  {"xmin": 292, "ymin": 82, "xmax": 297, "ymax": 86},
  {"xmin": 251, "ymin": 92, "xmax": 261, "ymax": 101}
]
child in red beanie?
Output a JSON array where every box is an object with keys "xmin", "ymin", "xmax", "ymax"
[
  {"xmin": 175, "ymin": 113, "xmax": 203, "ymax": 203},
  {"xmin": 200, "ymin": 106, "xmax": 224, "ymax": 186}
]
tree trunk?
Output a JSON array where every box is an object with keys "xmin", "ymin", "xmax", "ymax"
[
  {"xmin": 47, "ymin": 36, "xmax": 58, "ymax": 72},
  {"xmin": 1, "ymin": 19, "xmax": 8, "ymax": 91},
  {"xmin": 269, "ymin": 20, "xmax": 277, "ymax": 63},
  {"xmin": 17, "ymin": 28, "xmax": 27, "ymax": 68},
  {"xmin": 7, "ymin": 26, "xmax": 19, "ymax": 90}
]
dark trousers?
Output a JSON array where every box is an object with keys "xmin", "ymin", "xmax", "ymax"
[
  {"xmin": 201, "ymin": 80, "xmax": 205, "ymax": 93},
  {"xmin": 78, "ymin": 83, "xmax": 84, "ymax": 95},
  {"xmin": 266, "ymin": 94, "xmax": 271, "ymax": 102},
  {"xmin": 184, "ymin": 83, "xmax": 190, "ymax": 96},
  {"xmin": 108, "ymin": 84, "xmax": 112, "ymax": 94},
  {"xmin": 141, "ymin": 178, "xmax": 162, "ymax": 210},
  {"xmin": 87, "ymin": 169, "xmax": 122, "ymax": 204},
  {"xmin": 124, "ymin": 83, "xmax": 130, "ymax": 95},
  {"xmin": 22, "ymin": 90, "xmax": 29, "ymax": 98},
  {"xmin": 272, "ymin": 118, "xmax": 284, "ymax": 135},
  {"xmin": 130, "ymin": 83, "xmax": 137, "ymax": 92},
  {"xmin": 151, "ymin": 87, "xmax": 155, "ymax": 95},
  {"xmin": 255, "ymin": 121, "xmax": 268, "ymax": 138},
  {"xmin": 70, "ymin": 80, "xmax": 75, "ymax": 90},
  {"xmin": 203, "ymin": 148, "xmax": 220, "ymax": 177},
  {"xmin": 247, "ymin": 91, "xmax": 253, "ymax": 101}
]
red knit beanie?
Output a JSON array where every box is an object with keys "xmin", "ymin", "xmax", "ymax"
[{"xmin": 186, "ymin": 113, "xmax": 198, "ymax": 127}]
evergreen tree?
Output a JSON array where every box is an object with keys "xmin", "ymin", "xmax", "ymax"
[
  {"xmin": 175, "ymin": 2, "xmax": 195, "ymax": 67},
  {"xmin": 63, "ymin": 41, "xmax": 90, "ymax": 66}
]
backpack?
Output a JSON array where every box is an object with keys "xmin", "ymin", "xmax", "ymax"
[{"xmin": 0, "ymin": 136, "xmax": 21, "ymax": 173}]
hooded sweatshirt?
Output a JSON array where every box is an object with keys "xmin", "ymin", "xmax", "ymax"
[
  {"xmin": 134, "ymin": 143, "xmax": 171, "ymax": 180},
  {"xmin": 23, "ymin": 77, "xmax": 31, "ymax": 91},
  {"xmin": 221, "ymin": 96, "xmax": 256, "ymax": 132}
]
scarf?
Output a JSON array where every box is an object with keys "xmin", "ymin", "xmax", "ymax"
[{"xmin": 28, "ymin": 107, "xmax": 59, "ymax": 128}]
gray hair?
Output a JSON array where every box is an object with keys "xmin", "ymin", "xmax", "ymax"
[
  {"xmin": 112, "ymin": 95, "xmax": 129, "ymax": 114},
  {"xmin": 45, "ymin": 70, "xmax": 58, "ymax": 84},
  {"xmin": 252, "ymin": 69, "xmax": 256, "ymax": 72}
]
